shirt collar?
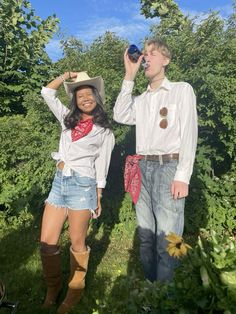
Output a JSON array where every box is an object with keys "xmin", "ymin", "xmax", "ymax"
[{"xmin": 146, "ymin": 77, "xmax": 172, "ymax": 92}]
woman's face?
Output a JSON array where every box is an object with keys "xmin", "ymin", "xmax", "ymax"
[{"xmin": 76, "ymin": 86, "xmax": 96, "ymax": 116}]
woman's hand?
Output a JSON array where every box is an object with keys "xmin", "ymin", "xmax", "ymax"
[
  {"xmin": 60, "ymin": 71, "xmax": 79, "ymax": 82},
  {"xmin": 46, "ymin": 71, "xmax": 77, "ymax": 89},
  {"xmin": 92, "ymin": 196, "xmax": 102, "ymax": 219},
  {"xmin": 68, "ymin": 72, "xmax": 79, "ymax": 81}
]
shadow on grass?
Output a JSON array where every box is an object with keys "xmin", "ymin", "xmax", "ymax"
[
  {"xmin": 0, "ymin": 204, "xmax": 125, "ymax": 314},
  {"xmin": 97, "ymin": 227, "xmax": 143, "ymax": 314},
  {"xmin": 0, "ymin": 212, "xmax": 46, "ymax": 314}
]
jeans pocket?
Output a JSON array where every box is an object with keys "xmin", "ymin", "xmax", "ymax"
[
  {"xmin": 74, "ymin": 175, "xmax": 96, "ymax": 187},
  {"xmin": 159, "ymin": 161, "xmax": 185, "ymax": 213}
]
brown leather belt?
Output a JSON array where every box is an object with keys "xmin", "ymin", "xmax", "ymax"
[{"xmin": 140, "ymin": 153, "xmax": 179, "ymax": 162}]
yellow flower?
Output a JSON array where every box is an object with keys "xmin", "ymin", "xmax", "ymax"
[
  {"xmin": 180, "ymin": 242, "xmax": 192, "ymax": 255},
  {"xmin": 165, "ymin": 232, "xmax": 183, "ymax": 244},
  {"xmin": 167, "ymin": 243, "xmax": 182, "ymax": 258},
  {"xmin": 165, "ymin": 232, "xmax": 192, "ymax": 258}
]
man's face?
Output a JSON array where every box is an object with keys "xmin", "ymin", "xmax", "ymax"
[
  {"xmin": 76, "ymin": 86, "xmax": 96, "ymax": 115},
  {"xmin": 143, "ymin": 44, "xmax": 170, "ymax": 80}
]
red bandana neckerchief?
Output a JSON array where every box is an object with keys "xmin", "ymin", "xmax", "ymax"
[{"xmin": 71, "ymin": 118, "xmax": 93, "ymax": 142}]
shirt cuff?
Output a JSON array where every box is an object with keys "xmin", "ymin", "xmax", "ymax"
[
  {"xmin": 41, "ymin": 86, "xmax": 58, "ymax": 96},
  {"xmin": 174, "ymin": 170, "xmax": 191, "ymax": 185},
  {"xmin": 122, "ymin": 80, "xmax": 135, "ymax": 91},
  {"xmin": 96, "ymin": 179, "xmax": 106, "ymax": 189}
]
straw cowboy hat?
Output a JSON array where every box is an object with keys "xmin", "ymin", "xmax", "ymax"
[{"xmin": 63, "ymin": 71, "xmax": 105, "ymax": 103}]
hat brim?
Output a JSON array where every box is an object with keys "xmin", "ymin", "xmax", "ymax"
[{"xmin": 63, "ymin": 76, "xmax": 105, "ymax": 103}]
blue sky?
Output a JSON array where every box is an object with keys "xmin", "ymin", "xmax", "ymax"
[{"xmin": 29, "ymin": 0, "xmax": 234, "ymax": 61}]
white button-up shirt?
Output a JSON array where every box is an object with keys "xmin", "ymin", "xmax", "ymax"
[
  {"xmin": 113, "ymin": 78, "xmax": 198, "ymax": 184},
  {"xmin": 41, "ymin": 87, "xmax": 115, "ymax": 188}
]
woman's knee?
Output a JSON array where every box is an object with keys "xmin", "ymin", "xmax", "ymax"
[
  {"xmin": 70, "ymin": 238, "xmax": 86, "ymax": 252},
  {"xmin": 70, "ymin": 236, "xmax": 86, "ymax": 247},
  {"xmin": 40, "ymin": 241, "xmax": 60, "ymax": 254}
]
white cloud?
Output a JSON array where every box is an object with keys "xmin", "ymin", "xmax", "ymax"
[
  {"xmin": 74, "ymin": 16, "xmax": 151, "ymax": 45},
  {"xmin": 73, "ymin": 0, "xmax": 157, "ymax": 45},
  {"xmin": 45, "ymin": 1, "xmax": 234, "ymax": 61},
  {"xmin": 181, "ymin": 4, "xmax": 233, "ymax": 20}
]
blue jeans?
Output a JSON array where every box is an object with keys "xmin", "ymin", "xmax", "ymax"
[{"xmin": 135, "ymin": 159, "xmax": 185, "ymax": 282}]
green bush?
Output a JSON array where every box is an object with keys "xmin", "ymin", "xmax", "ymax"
[
  {"xmin": 0, "ymin": 92, "xmax": 59, "ymax": 214},
  {"xmin": 0, "ymin": 0, "xmax": 235, "ymax": 240},
  {"xmin": 99, "ymin": 229, "xmax": 236, "ymax": 314}
]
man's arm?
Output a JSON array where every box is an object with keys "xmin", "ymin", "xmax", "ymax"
[
  {"xmin": 113, "ymin": 49, "xmax": 143, "ymax": 125},
  {"xmin": 172, "ymin": 83, "xmax": 198, "ymax": 199}
]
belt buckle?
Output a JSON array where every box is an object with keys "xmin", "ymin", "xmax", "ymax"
[{"xmin": 57, "ymin": 161, "xmax": 65, "ymax": 170}]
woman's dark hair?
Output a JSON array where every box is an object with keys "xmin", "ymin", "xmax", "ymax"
[{"xmin": 64, "ymin": 85, "xmax": 111, "ymax": 130}]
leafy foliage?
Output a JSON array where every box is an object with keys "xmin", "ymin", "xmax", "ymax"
[
  {"xmin": 0, "ymin": 0, "xmax": 235, "ymax": 313},
  {"xmin": 0, "ymin": 0, "xmax": 235, "ymax": 238},
  {"xmin": 0, "ymin": 0, "xmax": 59, "ymax": 115},
  {"xmin": 99, "ymin": 230, "xmax": 236, "ymax": 314},
  {"xmin": 172, "ymin": 230, "xmax": 236, "ymax": 313},
  {"xmin": 140, "ymin": 0, "xmax": 188, "ymax": 32},
  {"xmin": 0, "ymin": 0, "xmax": 61, "ymax": 214},
  {"xmin": 0, "ymin": 92, "xmax": 59, "ymax": 213}
]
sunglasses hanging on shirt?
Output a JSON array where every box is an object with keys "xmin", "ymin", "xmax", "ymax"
[{"xmin": 159, "ymin": 107, "xmax": 168, "ymax": 129}]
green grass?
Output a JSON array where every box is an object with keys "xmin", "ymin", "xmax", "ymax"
[
  {"xmin": 0, "ymin": 191, "xmax": 205, "ymax": 314},
  {"xmin": 0, "ymin": 194, "xmax": 143, "ymax": 314}
]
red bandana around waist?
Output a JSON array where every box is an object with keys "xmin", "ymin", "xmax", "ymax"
[
  {"xmin": 124, "ymin": 155, "xmax": 143, "ymax": 204},
  {"xmin": 71, "ymin": 119, "xmax": 93, "ymax": 142}
]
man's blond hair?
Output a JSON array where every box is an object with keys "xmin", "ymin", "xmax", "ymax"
[{"xmin": 144, "ymin": 38, "xmax": 172, "ymax": 60}]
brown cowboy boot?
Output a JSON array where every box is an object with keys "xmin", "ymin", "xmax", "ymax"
[
  {"xmin": 57, "ymin": 246, "xmax": 90, "ymax": 314},
  {"xmin": 41, "ymin": 249, "xmax": 62, "ymax": 308}
]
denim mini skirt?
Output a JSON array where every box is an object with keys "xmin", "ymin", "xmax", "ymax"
[{"xmin": 45, "ymin": 169, "xmax": 97, "ymax": 211}]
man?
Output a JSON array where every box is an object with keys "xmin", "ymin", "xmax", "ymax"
[{"xmin": 113, "ymin": 38, "xmax": 198, "ymax": 282}]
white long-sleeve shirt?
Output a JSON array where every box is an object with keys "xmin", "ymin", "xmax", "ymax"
[
  {"xmin": 41, "ymin": 87, "xmax": 115, "ymax": 188},
  {"xmin": 113, "ymin": 78, "xmax": 198, "ymax": 184}
]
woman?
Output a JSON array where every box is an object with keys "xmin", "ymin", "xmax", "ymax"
[{"xmin": 40, "ymin": 71, "xmax": 115, "ymax": 314}]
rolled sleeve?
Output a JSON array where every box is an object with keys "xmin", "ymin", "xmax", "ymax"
[
  {"xmin": 113, "ymin": 80, "xmax": 136, "ymax": 125},
  {"xmin": 174, "ymin": 83, "xmax": 198, "ymax": 184},
  {"xmin": 95, "ymin": 130, "xmax": 115, "ymax": 188},
  {"xmin": 41, "ymin": 87, "xmax": 69, "ymax": 123}
]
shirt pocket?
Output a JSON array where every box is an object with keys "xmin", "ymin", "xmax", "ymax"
[{"xmin": 165, "ymin": 103, "xmax": 177, "ymax": 128}]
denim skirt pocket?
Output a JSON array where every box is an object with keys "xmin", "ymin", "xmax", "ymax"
[{"xmin": 74, "ymin": 175, "xmax": 96, "ymax": 187}]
